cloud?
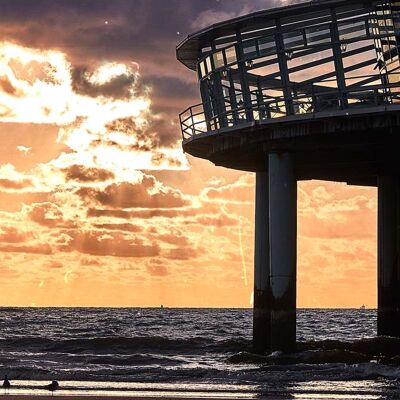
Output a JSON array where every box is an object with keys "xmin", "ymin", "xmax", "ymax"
[
  {"xmin": 196, "ymin": 212, "xmax": 238, "ymax": 227},
  {"xmin": 147, "ymin": 261, "xmax": 168, "ymax": 276},
  {"xmin": 71, "ymin": 65, "xmax": 137, "ymax": 99},
  {"xmin": 27, "ymin": 202, "xmax": 66, "ymax": 228},
  {"xmin": 202, "ymin": 174, "xmax": 254, "ymax": 204},
  {"xmin": 78, "ymin": 175, "xmax": 189, "ymax": 209},
  {"xmin": 0, "ymin": 226, "xmax": 32, "ymax": 243},
  {"xmin": 298, "ymin": 181, "xmax": 376, "ymax": 239},
  {"xmin": 167, "ymin": 247, "xmax": 201, "ymax": 260},
  {"xmin": 0, "ymin": 178, "xmax": 32, "ymax": 190},
  {"xmin": 0, "ymin": 243, "xmax": 52, "ymax": 255},
  {"xmin": 64, "ymin": 165, "xmax": 115, "ymax": 182},
  {"xmin": 46, "ymin": 260, "xmax": 63, "ymax": 269},
  {"xmin": 0, "ymin": 42, "xmax": 187, "ymax": 173},
  {"xmin": 68, "ymin": 230, "xmax": 160, "ymax": 258}
]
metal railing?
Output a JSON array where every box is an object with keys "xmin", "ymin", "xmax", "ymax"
[{"xmin": 180, "ymin": 83, "xmax": 400, "ymax": 140}]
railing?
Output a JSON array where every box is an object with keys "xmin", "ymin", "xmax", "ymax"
[{"xmin": 180, "ymin": 83, "xmax": 400, "ymax": 140}]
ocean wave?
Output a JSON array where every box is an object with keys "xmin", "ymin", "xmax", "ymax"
[{"xmin": 0, "ymin": 335, "xmax": 250, "ymax": 355}]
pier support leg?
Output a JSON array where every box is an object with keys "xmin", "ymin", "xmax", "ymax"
[
  {"xmin": 269, "ymin": 153, "xmax": 297, "ymax": 352},
  {"xmin": 378, "ymin": 176, "xmax": 400, "ymax": 337},
  {"xmin": 253, "ymin": 171, "xmax": 271, "ymax": 354}
]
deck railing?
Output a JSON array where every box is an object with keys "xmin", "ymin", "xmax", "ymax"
[{"xmin": 180, "ymin": 82, "xmax": 400, "ymax": 140}]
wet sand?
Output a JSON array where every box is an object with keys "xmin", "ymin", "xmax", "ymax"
[{"xmin": 1, "ymin": 396, "xmax": 259, "ymax": 400}]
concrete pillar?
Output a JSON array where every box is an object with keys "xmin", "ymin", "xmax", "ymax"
[
  {"xmin": 253, "ymin": 171, "xmax": 271, "ymax": 354},
  {"xmin": 378, "ymin": 176, "xmax": 400, "ymax": 337},
  {"xmin": 269, "ymin": 152, "xmax": 297, "ymax": 352}
]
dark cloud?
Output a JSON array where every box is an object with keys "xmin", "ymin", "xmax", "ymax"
[
  {"xmin": 156, "ymin": 233, "xmax": 190, "ymax": 247},
  {"xmin": 28, "ymin": 202, "xmax": 65, "ymax": 227},
  {"xmin": 0, "ymin": 243, "xmax": 52, "ymax": 255},
  {"xmin": 167, "ymin": 246, "xmax": 201, "ymax": 260},
  {"xmin": 80, "ymin": 257, "xmax": 101, "ymax": 266},
  {"xmin": 68, "ymin": 230, "xmax": 160, "ymax": 258},
  {"xmin": 196, "ymin": 213, "xmax": 238, "ymax": 227},
  {"xmin": 78, "ymin": 176, "xmax": 189, "ymax": 209},
  {"xmin": 64, "ymin": 165, "xmax": 115, "ymax": 183},
  {"xmin": 0, "ymin": 226, "xmax": 32, "ymax": 243},
  {"xmin": 143, "ymin": 76, "xmax": 198, "ymax": 101},
  {"xmin": 0, "ymin": 178, "xmax": 32, "ymax": 190},
  {"xmin": 0, "ymin": 76, "xmax": 19, "ymax": 96},
  {"xmin": 93, "ymin": 223, "xmax": 142, "ymax": 233},
  {"xmin": 71, "ymin": 66, "xmax": 136, "ymax": 99},
  {"xmin": 47, "ymin": 260, "xmax": 63, "ymax": 269},
  {"xmin": 87, "ymin": 208, "xmax": 195, "ymax": 219}
]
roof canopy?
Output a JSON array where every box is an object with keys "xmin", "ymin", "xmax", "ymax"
[{"xmin": 176, "ymin": 0, "xmax": 379, "ymax": 70}]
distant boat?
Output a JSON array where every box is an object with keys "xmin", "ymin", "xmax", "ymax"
[
  {"xmin": 360, "ymin": 305, "xmax": 366, "ymax": 310},
  {"xmin": 161, "ymin": 305, "xmax": 164, "ymax": 309}
]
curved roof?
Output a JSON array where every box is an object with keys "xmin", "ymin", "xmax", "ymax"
[{"xmin": 176, "ymin": 0, "xmax": 377, "ymax": 70}]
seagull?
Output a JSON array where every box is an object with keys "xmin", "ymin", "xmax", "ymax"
[
  {"xmin": 2, "ymin": 375, "xmax": 10, "ymax": 394},
  {"xmin": 45, "ymin": 381, "xmax": 59, "ymax": 396}
]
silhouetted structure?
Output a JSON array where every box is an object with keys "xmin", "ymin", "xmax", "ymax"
[{"xmin": 177, "ymin": 0, "xmax": 400, "ymax": 353}]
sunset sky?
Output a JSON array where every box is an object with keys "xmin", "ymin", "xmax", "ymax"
[{"xmin": 0, "ymin": 0, "xmax": 377, "ymax": 307}]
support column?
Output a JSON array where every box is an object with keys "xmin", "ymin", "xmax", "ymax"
[
  {"xmin": 253, "ymin": 171, "xmax": 271, "ymax": 354},
  {"xmin": 378, "ymin": 176, "xmax": 400, "ymax": 337},
  {"xmin": 269, "ymin": 152, "xmax": 297, "ymax": 352}
]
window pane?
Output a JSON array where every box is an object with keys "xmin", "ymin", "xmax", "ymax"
[
  {"xmin": 206, "ymin": 56, "xmax": 212, "ymax": 73},
  {"xmin": 242, "ymin": 40, "xmax": 258, "ymax": 57},
  {"xmin": 338, "ymin": 20, "xmax": 367, "ymax": 41},
  {"xmin": 213, "ymin": 51, "xmax": 224, "ymax": 69},
  {"xmin": 305, "ymin": 25, "xmax": 331, "ymax": 45},
  {"xmin": 258, "ymin": 36, "xmax": 276, "ymax": 55},
  {"xmin": 225, "ymin": 46, "xmax": 237, "ymax": 64},
  {"xmin": 199, "ymin": 61, "xmax": 206, "ymax": 77},
  {"xmin": 283, "ymin": 30, "xmax": 304, "ymax": 49}
]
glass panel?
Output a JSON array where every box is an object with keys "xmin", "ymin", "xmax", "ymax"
[
  {"xmin": 225, "ymin": 46, "xmax": 237, "ymax": 64},
  {"xmin": 338, "ymin": 20, "xmax": 367, "ymax": 41},
  {"xmin": 243, "ymin": 40, "xmax": 258, "ymax": 57},
  {"xmin": 206, "ymin": 56, "xmax": 212, "ymax": 73},
  {"xmin": 283, "ymin": 30, "xmax": 304, "ymax": 49},
  {"xmin": 258, "ymin": 35, "xmax": 276, "ymax": 55},
  {"xmin": 213, "ymin": 51, "xmax": 224, "ymax": 69},
  {"xmin": 199, "ymin": 61, "xmax": 206, "ymax": 78},
  {"xmin": 305, "ymin": 25, "xmax": 331, "ymax": 45}
]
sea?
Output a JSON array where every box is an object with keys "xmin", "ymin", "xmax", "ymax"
[{"xmin": 0, "ymin": 307, "xmax": 399, "ymax": 399}]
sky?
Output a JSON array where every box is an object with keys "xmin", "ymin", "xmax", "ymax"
[{"xmin": 0, "ymin": 0, "xmax": 377, "ymax": 307}]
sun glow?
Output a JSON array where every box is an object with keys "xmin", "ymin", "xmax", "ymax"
[{"xmin": 0, "ymin": 42, "xmax": 187, "ymax": 176}]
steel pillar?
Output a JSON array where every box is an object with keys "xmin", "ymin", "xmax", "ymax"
[
  {"xmin": 269, "ymin": 152, "xmax": 297, "ymax": 352},
  {"xmin": 253, "ymin": 171, "xmax": 271, "ymax": 353},
  {"xmin": 252, "ymin": 153, "xmax": 297, "ymax": 353},
  {"xmin": 378, "ymin": 176, "xmax": 400, "ymax": 337}
]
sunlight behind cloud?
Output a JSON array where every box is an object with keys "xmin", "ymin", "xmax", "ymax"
[{"xmin": 0, "ymin": 42, "xmax": 187, "ymax": 174}]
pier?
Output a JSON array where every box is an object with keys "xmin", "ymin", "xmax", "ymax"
[{"xmin": 176, "ymin": 0, "xmax": 400, "ymax": 353}]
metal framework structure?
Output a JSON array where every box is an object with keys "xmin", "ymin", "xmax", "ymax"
[
  {"xmin": 177, "ymin": 0, "xmax": 400, "ymax": 355},
  {"xmin": 179, "ymin": 0, "xmax": 400, "ymax": 141}
]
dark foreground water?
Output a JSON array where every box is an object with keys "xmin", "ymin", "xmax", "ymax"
[{"xmin": 1, "ymin": 308, "xmax": 400, "ymax": 398}]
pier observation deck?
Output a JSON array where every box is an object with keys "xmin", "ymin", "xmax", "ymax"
[{"xmin": 177, "ymin": 0, "xmax": 400, "ymax": 354}]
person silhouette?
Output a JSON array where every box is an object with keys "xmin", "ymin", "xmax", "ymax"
[{"xmin": 2, "ymin": 375, "xmax": 10, "ymax": 394}]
